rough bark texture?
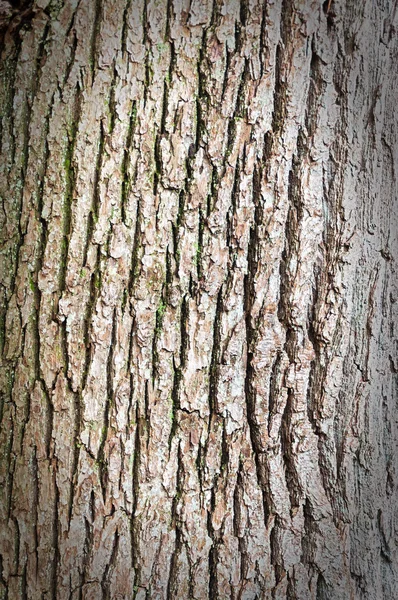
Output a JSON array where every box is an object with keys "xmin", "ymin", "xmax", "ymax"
[{"xmin": 0, "ymin": 0, "xmax": 397, "ymax": 598}]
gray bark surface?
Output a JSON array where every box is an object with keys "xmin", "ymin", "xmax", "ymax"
[{"xmin": 0, "ymin": 0, "xmax": 397, "ymax": 598}]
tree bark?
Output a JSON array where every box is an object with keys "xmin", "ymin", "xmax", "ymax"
[{"xmin": 0, "ymin": 0, "xmax": 397, "ymax": 598}]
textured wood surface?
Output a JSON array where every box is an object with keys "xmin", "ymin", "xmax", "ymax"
[{"xmin": 0, "ymin": 0, "xmax": 397, "ymax": 598}]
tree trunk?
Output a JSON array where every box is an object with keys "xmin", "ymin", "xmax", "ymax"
[{"xmin": 0, "ymin": 0, "xmax": 397, "ymax": 598}]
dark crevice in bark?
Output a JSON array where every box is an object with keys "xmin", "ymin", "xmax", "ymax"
[
  {"xmin": 21, "ymin": 563, "xmax": 27, "ymax": 600},
  {"xmin": 68, "ymin": 387, "xmax": 81, "ymax": 528},
  {"xmin": 196, "ymin": 28, "xmax": 210, "ymax": 153},
  {"xmin": 81, "ymin": 246, "xmax": 102, "ymax": 391},
  {"xmin": 16, "ymin": 365, "xmax": 29, "ymax": 455},
  {"xmin": 1, "ymin": 20, "xmax": 49, "ymax": 375},
  {"xmin": 144, "ymin": 379, "xmax": 150, "ymax": 449},
  {"xmin": 224, "ymin": 61, "xmax": 249, "ymax": 172},
  {"xmin": 166, "ymin": 543, "xmax": 181, "ymax": 600},
  {"xmin": 125, "ymin": 372, "xmax": 135, "ymax": 451},
  {"xmin": 316, "ymin": 572, "xmax": 329, "ymax": 600},
  {"xmin": 235, "ymin": 58, "xmax": 250, "ymax": 120},
  {"xmin": 167, "ymin": 443, "xmax": 183, "ymax": 600},
  {"xmin": 276, "ymin": 35, "xmax": 328, "ymax": 511},
  {"xmin": 277, "ymin": 151, "xmax": 305, "ymax": 513},
  {"xmin": 121, "ymin": 0, "xmax": 132, "ymax": 56},
  {"xmin": 108, "ymin": 60, "xmax": 118, "ymax": 135},
  {"xmin": 12, "ymin": 512, "xmax": 21, "ymax": 572},
  {"xmin": 226, "ymin": 155, "xmax": 240, "ymax": 259},
  {"xmin": 268, "ymin": 350, "xmax": 283, "ymax": 434},
  {"xmin": 131, "ymin": 400, "xmax": 141, "ymax": 594},
  {"xmin": 287, "ymin": 573, "xmax": 298, "ymax": 600},
  {"xmin": 0, "ymin": 285, "xmax": 6, "ymax": 357},
  {"xmin": 64, "ymin": 0, "xmax": 81, "ymax": 38},
  {"xmin": 79, "ymin": 514, "xmax": 93, "ymax": 595},
  {"xmin": 305, "ymin": 42, "xmax": 325, "ymax": 139},
  {"xmin": 244, "ymin": 357, "xmax": 272, "ymax": 525},
  {"xmin": 60, "ymin": 88, "xmax": 83, "ymax": 530},
  {"xmin": 83, "ymin": 118, "xmax": 105, "ymax": 267},
  {"xmin": 60, "ymin": 85, "xmax": 81, "ymax": 294},
  {"xmin": 32, "ymin": 445, "xmax": 39, "ymax": 579},
  {"xmin": 4, "ymin": 418, "xmax": 14, "ymax": 522},
  {"xmin": 196, "ymin": 205, "xmax": 205, "ymax": 280},
  {"xmin": 270, "ymin": 43, "xmax": 287, "ymax": 138},
  {"xmin": 208, "ymin": 286, "xmax": 223, "ymax": 415},
  {"xmin": 180, "ymin": 295, "xmax": 189, "ymax": 368},
  {"xmin": 161, "ymin": 39, "xmax": 175, "ymax": 136},
  {"xmin": 1, "ymin": 18, "xmax": 24, "ymax": 171},
  {"xmin": 0, "ymin": 1, "xmax": 35, "ymax": 44},
  {"xmin": 266, "ymin": 0, "xmax": 294, "ymax": 154},
  {"xmin": 15, "ymin": 16, "xmax": 50, "ymax": 217},
  {"xmin": 151, "ymin": 285, "xmax": 167, "ymax": 383},
  {"xmin": 128, "ymin": 199, "xmax": 143, "ymax": 293},
  {"xmin": 226, "ymin": 117, "xmax": 237, "ymax": 161},
  {"xmin": 101, "ymin": 529, "xmax": 120, "ymax": 600},
  {"xmin": 207, "ymin": 491, "xmax": 220, "ymax": 600},
  {"xmin": 168, "ymin": 295, "xmax": 189, "ymax": 448},
  {"xmin": 169, "ymin": 366, "xmax": 180, "ymax": 447},
  {"xmin": 362, "ymin": 265, "xmax": 379, "ymax": 382},
  {"xmin": 164, "ymin": 0, "xmax": 172, "ymax": 41},
  {"xmin": 244, "ymin": 159, "xmax": 273, "ymax": 527},
  {"xmin": 306, "ymin": 349, "xmax": 325, "ymax": 439},
  {"xmin": 50, "ymin": 456, "xmax": 60, "ymax": 600},
  {"xmin": 121, "ymin": 100, "xmax": 137, "ymax": 225},
  {"xmin": 207, "ymin": 422, "xmax": 229, "ymax": 598},
  {"xmin": 97, "ymin": 306, "xmax": 117, "ymax": 503},
  {"xmin": 220, "ymin": 421, "xmax": 230, "ymax": 473},
  {"xmin": 233, "ymin": 458, "xmax": 249, "ymax": 585},
  {"xmin": 301, "ymin": 497, "xmax": 317, "ymax": 568},
  {"xmin": 153, "ymin": 130, "xmax": 162, "ymax": 198},
  {"xmin": 196, "ymin": 438, "xmax": 204, "ymax": 508},
  {"xmin": 63, "ymin": 19, "xmax": 78, "ymax": 87},
  {"xmin": 210, "ymin": 0, "xmax": 222, "ymax": 29},
  {"xmin": 186, "ymin": 544, "xmax": 195, "ymax": 600},
  {"xmin": 32, "ymin": 92, "xmax": 54, "ymax": 458},
  {"xmin": 234, "ymin": 18, "xmax": 244, "ymax": 55},
  {"xmin": 33, "ymin": 16, "xmax": 50, "ymax": 93},
  {"xmin": 89, "ymin": 0, "xmax": 102, "ymax": 84},
  {"xmin": 280, "ymin": 385, "xmax": 302, "ymax": 512},
  {"xmin": 221, "ymin": 43, "xmax": 232, "ymax": 103},
  {"xmin": 309, "ymin": 42, "xmax": 350, "ymax": 526},
  {"xmin": 5, "ymin": 57, "xmax": 17, "ymax": 169},
  {"xmin": 270, "ymin": 516, "xmax": 284, "ymax": 596},
  {"xmin": 2, "ymin": 27, "xmax": 52, "ymax": 497},
  {"xmin": 377, "ymin": 508, "xmax": 392, "ymax": 563},
  {"xmin": 206, "ymin": 165, "xmax": 219, "ymax": 217},
  {"xmin": 239, "ymin": 0, "xmax": 248, "ymax": 27},
  {"xmin": 259, "ymin": 1, "xmax": 269, "ymax": 78},
  {"xmin": 0, "ymin": 555, "xmax": 7, "ymax": 598},
  {"xmin": 171, "ymin": 189, "xmax": 184, "ymax": 269},
  {"xmin": 142, "ymin": 0, "xmax": 151, "ymax": 107}
]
